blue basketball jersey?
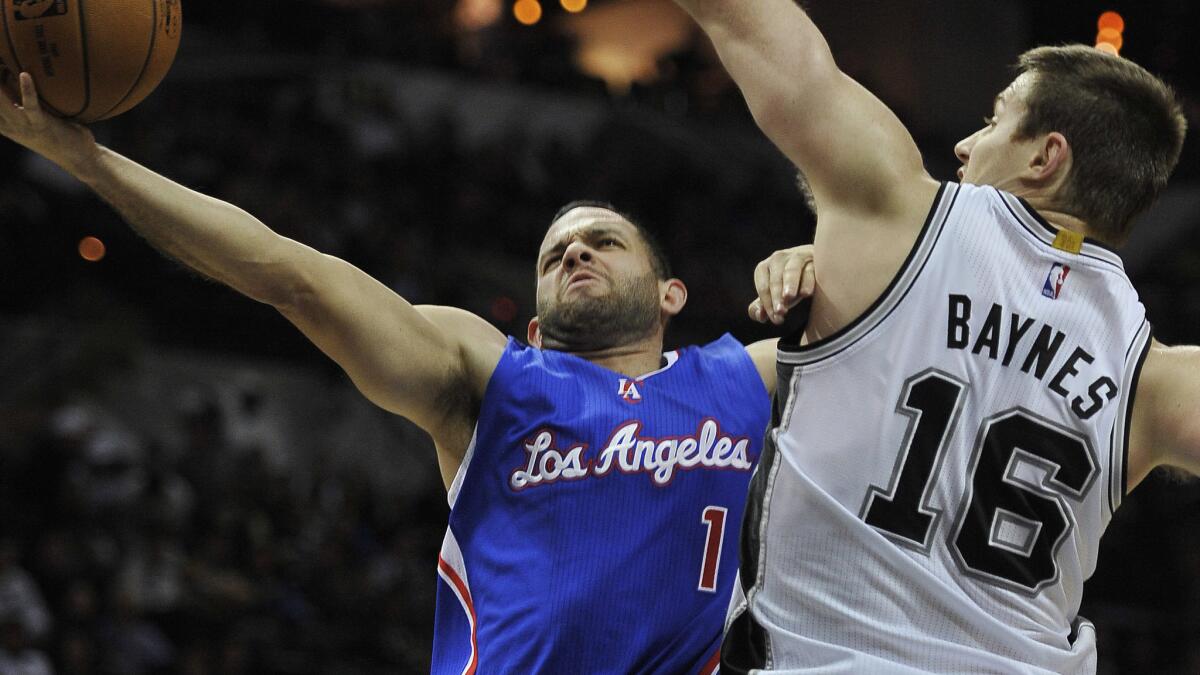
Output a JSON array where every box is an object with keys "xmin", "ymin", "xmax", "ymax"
[{"xmin": 432, "ymin": 334, "xmax": 770, "ymax": 674}]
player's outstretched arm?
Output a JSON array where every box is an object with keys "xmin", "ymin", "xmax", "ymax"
[
  {"xmin": 672, "ymin": 0, "xmax": 936, "ymax": 218},
  {"xmin": 1127, "ymin": 343, "xmax": 1200, "ymax": 488},
  {"xmin": 0, "ymin": 73, "xmax": 503, "ymax": 477}
]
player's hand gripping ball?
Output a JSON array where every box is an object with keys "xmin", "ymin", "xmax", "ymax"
[{"xmin": 0, "ymin": 0, "xmax": 182, "ymax": 122}]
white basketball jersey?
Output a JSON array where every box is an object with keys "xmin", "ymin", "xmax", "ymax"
[{"xmin": 723, "ymin": 183, "xmax": 1152, "ymax": 674}]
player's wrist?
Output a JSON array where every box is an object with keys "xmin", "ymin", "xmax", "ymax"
[{"xmin": 64, "ymin": 140, "xmax": 107, "ymax": 185}]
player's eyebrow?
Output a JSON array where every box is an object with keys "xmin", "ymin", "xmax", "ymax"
[{"xmin": 539, "ymin": 226, "xmax": 625, "ymax": 268}]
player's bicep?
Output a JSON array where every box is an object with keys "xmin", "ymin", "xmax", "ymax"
[
  {"xmin": 745, "ymin": 339, "xmax": 779, "ymax": 396},
  {"xmin": 773, "ymin": 72, "xmax": 931, "ymax": 216},
  {"xmin": 702, "ymin": 1, "xmax": 930, "ymax": 218},
  {"xmin": 275, "ymin": 251, "xmax": 495, "ymax": 434}
]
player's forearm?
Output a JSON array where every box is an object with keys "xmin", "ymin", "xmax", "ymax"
[{"xmin": 70, "ymin": 145, "xmax": 304, "ymax": 306}]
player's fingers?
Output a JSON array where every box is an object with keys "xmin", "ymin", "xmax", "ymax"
[
  {"xmin": 748, "ymin": 298, "xmax": 769, "ymax": 323},
  {"xmin": 798, "ymin": 259, "xmax": 816, "ymax": 301},
  {"xmin": 754, "ymin": 260, "xmax": 774, "ymax": 322},
  {"xmin": 19, "ymin": 72, "xmax": 40, "ymax": 114},
  {"xmin": 780, "ymin": 255, "xmax": 806, "ymax": 305},
  {"xmin": 767, "ymin": 254, "xmax": 788, "ymax": 324}
]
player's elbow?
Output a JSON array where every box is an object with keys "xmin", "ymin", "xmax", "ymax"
[
  {"xmin": 746, "ymin": 53, "xmax": 841, "ymax": 147},
  {"xmin": 244, "ymin": 243, "xmax": 327, "ymax": 312},
  {"xmin": 1169, "ymin": 416, "xmax": 1200, "ymax": 477}
]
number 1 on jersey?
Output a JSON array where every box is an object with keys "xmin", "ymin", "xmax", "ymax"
[
  {"xmin": 698, "ymin": 506, "xmax": 727, "ymax": 593},
  {"xmin": 863, "ymin": 371, "xmax": 966, "ymax": 551}
]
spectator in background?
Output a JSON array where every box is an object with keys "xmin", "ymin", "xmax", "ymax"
[
  {"xmin": 0, "ymin": 614, "xmax": 52, "ymax": 675},
  {"xmin": 0, "ymin": 541, "xmax": 51, "ymax": 646}
]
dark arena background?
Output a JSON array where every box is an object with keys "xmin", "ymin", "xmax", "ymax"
[{"xmin": 0, "ymin": 1, "xmax": 1197, "ymax": 673}]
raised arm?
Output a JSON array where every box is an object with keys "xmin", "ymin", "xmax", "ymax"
[
  {"xmin": 1127, "ymin": 343, "xmax": 1200, "ymax": 489},
  {"xmin": 0, "ymin": 73, "xmax": 502, "ymax": 484},
  {"xmin": 673, "ymin": 0, "xmax": 933, "ymax": 218}
]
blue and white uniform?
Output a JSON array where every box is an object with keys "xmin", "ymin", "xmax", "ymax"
[
  {"xmin": 725, "ymin": 183, "xmax": 1150, "ymax": 674},
  {"xmin": 433, "ymin": 334, "xmax": 770, "ymax": 674}
]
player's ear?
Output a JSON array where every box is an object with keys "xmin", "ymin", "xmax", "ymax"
[
  {"xmin": 527, "ymin": 317, "xmax": 543, "ymax": 348},
  {"xmin": 660, "ymin": 279, "xmax": 687, "ymax": 319},
  {"xmin": 1030, "ymin": 131, "xmax": 1071, "ymax": 185}
]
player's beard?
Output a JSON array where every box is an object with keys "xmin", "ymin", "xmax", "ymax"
[{"xmin": 537, "ymin": 272, "xmax": 661, "ymax": 352}]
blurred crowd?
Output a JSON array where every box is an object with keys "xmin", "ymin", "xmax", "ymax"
[{"xmin": 0, "ymin": 377, "xmax": 447, "ymax": 674}]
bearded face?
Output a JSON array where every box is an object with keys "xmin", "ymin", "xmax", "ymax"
[
  {"xmin": 533, "ymin": 207, "xmax": 671, "ymax": 353},
  {"xmin": 536, "ymin": 265, "xmax": 661, "ymax": 352}
]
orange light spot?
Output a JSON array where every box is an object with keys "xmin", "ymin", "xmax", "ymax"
[
  {"xmin": 1097, "ymin": 11, "xmax": 1125, "ymax": 34},
  {"xmin": 561, "ymin": 0, "xmax": 586, "ymax": 12},
  {"xmin": 455, "ymin": 0, "xmax": 502, "ymax": 30},
  {"xmin": 1094, "ymin": 41, "xmax": 1120, "ymax": 57},
  {"xmin": 79, "ymin": 236, "xmax": 106, "ymax": 262},
  {"xmin": 1096, "ymin": 27, "xmax": 1123, "ymax": 50},
  {"xmin": 513, "ymin": 0, "xmax": 542, "ymax": 25}
]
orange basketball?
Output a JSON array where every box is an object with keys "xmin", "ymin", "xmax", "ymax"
[{"xmin": 0, "ymin": 0, "xmax": 181, "ymax": 122}]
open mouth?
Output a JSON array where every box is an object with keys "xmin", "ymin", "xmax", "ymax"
[{"xmin": 957, "ymin": 167, "xmax": 966, "ymax": 181}]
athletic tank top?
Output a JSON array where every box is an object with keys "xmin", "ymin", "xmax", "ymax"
[
  {"xmin": 725, "ymin": 182, "xmax": 1150, "ymax": 674},
  {"xmin": 434, "ymin": 334, "xmax": 770, "ymax": 674}
]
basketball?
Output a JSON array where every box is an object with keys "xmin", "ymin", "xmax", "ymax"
[{"xmin": 0, "ymin": 0, "xmax": 182, "ymax": 122}]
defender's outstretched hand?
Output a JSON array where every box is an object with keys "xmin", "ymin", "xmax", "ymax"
[
  {"xmin": 750, "ymin": 245, "xmax": 815, "ymax": 324},
  {"xmin": 0, "ymin": 72, "xmax": 97, "ymax": 172}
]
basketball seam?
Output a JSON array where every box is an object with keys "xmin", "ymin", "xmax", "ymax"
[
  {"xmin": 1, "ymin": 1, "xmax": 29, "ymax": 81},
  {"xmin": 93, "ymin": 0, "xmax": 157, "ymax": 121},
  {"xmin": 1, "ymin": 2, "xmax": 68, "ymax": 117},
  {"xmin": 74, "ymin": 0, "xmax": 91, "ymax": 118}
]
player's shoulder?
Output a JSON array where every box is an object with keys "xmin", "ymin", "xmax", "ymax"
[
  {"xmin": 414, "ymin": 304, "xmax": 507, "ymax": 378},
  {"xmin": 683, "ymin": 333, "xmax": 755, "ymax": 361},
  {"xmin": 678, "ymin": 334, "xmax": 773, "ymax": 395}
]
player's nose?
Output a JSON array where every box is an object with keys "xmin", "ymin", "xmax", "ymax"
[
  {"xmin": 953, "ymin": 134, "xmax": 974, "ymax": 165},
  {"xmin": 562, "ymin": 241, "xmax": 593, "ymax": 269}
]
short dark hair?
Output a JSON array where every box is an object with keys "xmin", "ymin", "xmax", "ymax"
[
  {"xmin": 549, "ymin": 200, "xmax": 673, "ymax": 280},
  {"xmin": 1014, "ymin": 45, "xmax": 1187, "ymax": 246}
]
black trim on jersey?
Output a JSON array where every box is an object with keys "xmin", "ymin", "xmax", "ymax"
[
  {"xmin": 1013, "ymin": 194, "xmax": 1120, "ymax": 255},
  {"xmin": 1121, "ymin": 329, "xmax": 1152, "ymax": 498},
  {"xmin": 721, "ymin": 602, "xmax": 768, "ymax": 675},
  {"xmin": 778, "ymin": 299, "xmax": 812, "ymax": 350},
  {"xmin": 722, "ymin": 362, "xmax": 799, "ymax": 673},
  {"xmin": 778, "ymin": 182, "xmax": 947, "ymax": 354},
  {"xmin": 738, "ymin": 378, "xmax": 790, "ymax": 590},
  {"xmin": 996, "ymin": 190, "xmax": 1124, "ymax": 272},
  {"xmin": 1107, "ymin": 325, "xmax": 1147, "ymax": 515},
  {"xmin": 778, "ymin": 182, "xmax": 958, "ymax": 363}
]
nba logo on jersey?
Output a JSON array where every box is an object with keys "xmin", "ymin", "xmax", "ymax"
[
  {"xmin": 1042, "ymin": 263, "xmax": 1071, "ymax": 299},
  {"xmin": 617, "ymin": 378, "xmax": 643, "ymax": 403}
]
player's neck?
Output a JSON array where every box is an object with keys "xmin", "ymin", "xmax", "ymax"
[
  {"xmin": 572, "ymin": 333, "xmax": 668, "ymax": 379},
  {"xmin": 1020, "ymin": 195, "xmax": 1094, "ymax": 242}
]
